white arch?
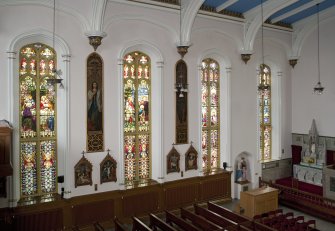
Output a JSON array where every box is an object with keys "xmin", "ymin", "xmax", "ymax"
[
  {"xmin": 0, "ymin": 0, "xmax": 90, "ymax": 33},
  {"xmin": 104, "ymin": 15, "xmax": 178, "ymax": 44},
  {"xmin": 118, "ymin": 40, "xmax": 164, "ymax": 185},
  {"xmin": 243, "ymin": 0, "xmax": 298, "ymax": 52},
  {"xmin": 291, "ymin": 6, "xmax": 335, "ymax": 58},
  {"xmin": 197, "ymin": 49, "xmax": 232, "ymax": 173},
  {"xmin": 192, "ymin": 27, "xmax": 243, "ymax": 52},
  {"xmin": 7, "ymin": 29, "xmax": 71, "ymax": 203}
]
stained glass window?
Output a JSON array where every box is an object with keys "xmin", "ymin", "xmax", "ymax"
[
  {"xmin": 19, "ymin": 43, "xmax": 57, "ymax": 199},
  {"xmin": 258, "ymin": 64, "xmax": 272, "ymax": 160},
  {"xmin": 123, "ymin": 52, "xmax": 151, "ymax": 184},
  {"xmin": 201, "ymin": 58, "xmax": 220, "ymax": 171}
]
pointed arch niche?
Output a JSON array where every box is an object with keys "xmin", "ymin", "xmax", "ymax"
[
  {"xmin": 118, "ymin": 41, "xmax": 164, "ymax": 186},
  {"xmin": 197, "ymin": 50, "xmax": 231, "ymax": 174},
  {"xmin": 7, "ymin": 29, "xmax": 70, "ymax": 204}
]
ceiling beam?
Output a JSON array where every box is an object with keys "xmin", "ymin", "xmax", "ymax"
[
  {"xmin": 216, "ymin": 0, "xmax": 238, "ymax": 12},
  {"xmin": 272, "ymin": 0, "xmax": 325, "ymax": 23}
]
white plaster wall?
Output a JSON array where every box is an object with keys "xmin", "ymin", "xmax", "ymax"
[
  {"xmin": 292, "ymin": 18, "xmax": 335, "ymax": 137},
  {"xmin": 0, "ymin": 0, "xmax": 297, "ymax": 205}
]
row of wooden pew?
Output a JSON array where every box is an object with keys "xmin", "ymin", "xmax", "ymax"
[
  {"xmin": 131, "ymin": 202, "xmax": 276, "ymax": 231},
  {"xmin": 253, "ymin": 209, "xmax": 318, "ymax": 231},
  {"xmin": 73, "ymin": 201, "xmax": 317, "ymax": 231}
]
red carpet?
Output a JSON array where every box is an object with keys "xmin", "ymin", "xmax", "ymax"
[{"xmin": 275, "ymin": 177, "xmax": 323, "ymax": 196}]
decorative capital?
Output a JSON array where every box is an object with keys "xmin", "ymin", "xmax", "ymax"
[
  {"xmin": 177, "ymin": 46, "xmax": 189, "ymax": 58},
  {"xmin": 241, "ymin": 54, "xmax": 252, "ymax": 64},
  {"xmin": 289, "ymin": 59, "xmax": 298, "ymax": 68},
  {"xmin": 88, "ymin": 36, "xmax": 103, "ymax": 51}
]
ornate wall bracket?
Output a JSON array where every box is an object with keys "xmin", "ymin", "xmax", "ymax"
[
  {"xmin": 289, "ymin": 59, "xmax": 298, "ymax": 68},
  {"xmin": 89, "ymin": 36, "xmax": 103, "ymax": 51},
  {"xmin": 177, "ymin": 46, "xmax": 189, "ymax": 58},
  {"xmin": 241, "ymin": 54, "xmax": 252, "ymax": 64}
]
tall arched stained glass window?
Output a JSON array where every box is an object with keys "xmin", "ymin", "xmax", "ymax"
[
  {"xmin": 123, "ymin": 51, "xmax": 151, "ymax": 184},
  {"xmin": 258, "ymin": 64, "xmax": 272, "ymax": 160},
  {"xmin": 19, "ymin": 43, "xmax": 58, "ymax": 199},
  {"xmin": 201, "ymin": 58, "xmax": 220, "ymax": 171}
]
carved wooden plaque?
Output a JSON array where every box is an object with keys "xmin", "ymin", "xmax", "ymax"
[
  {"xmin": 74, "ymin": 154, "xmax": 93, "ymax": 188},
  {"xmin": 100, "ymin": 151, "xmax": 117, "ymax": 184},
  {"xmin": 167, "ymin": 146, "xmax": 180, "ymax": 174},
  {"xmin": 185, "ymin": 144, "xmax": 198, "ymax": 171}
]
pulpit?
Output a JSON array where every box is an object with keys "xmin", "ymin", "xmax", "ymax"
[{"xmin": 240, "ymin": 186, "xmax": 278, "ymax": 218}]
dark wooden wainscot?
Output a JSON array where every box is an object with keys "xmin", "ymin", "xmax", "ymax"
[{"xmin": 2, "ymin": 170, "xmax": 232, "ymax": 230}]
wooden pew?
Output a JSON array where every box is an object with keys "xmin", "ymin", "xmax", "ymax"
[
  {"xmin": 165, "ymin": 210, "xmax": 201, "ymax": 231},
  {"xmin": 132, "ymin": 217, "xmax": 152, "ymax": 231},
  {"xmin": 194, "ymin": 204, "xmax": 238, "ymax": 229},
  {"xmin": 207, "ymin": 202, "xmax": 249, "ymax": 223},
  {"xmin": 180, "ymin": 207, "xmax": 224, "ymax": 231},
  {"xmin": 94, "ymin": 222, "xmax": 104, "ymax": 231},
  {"xmin": 149, "ymin": 213, "xmax": 178, "ymax": 231},
  {"xmin": 115, "ymin": 217, "xmax": 128, "ymax": 231},
  {"xmin": 240, "ymin": 221, "xmax": 277, "ymax": 231}
]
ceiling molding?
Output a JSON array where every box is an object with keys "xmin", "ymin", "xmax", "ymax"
[
  {"xmin": 216, "ymin": 0, "xmax": 238, "ymax": 13},
  {"xmin": 272, "ymin": 0, "xmax": 325, "ymax": 23}
]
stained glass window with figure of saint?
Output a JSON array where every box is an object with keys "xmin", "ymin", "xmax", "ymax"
[
  {"xmin": 201, "ymin": 58, "xmax": 220, "ymax": 171},
  {"xmin": 258, "ymin": 64, "xmax": 272, "ymax": 160},
  {"xmin": 123, "ymin": 51, "xmax": 151, "ymax": 184},
  {"xmin": 19, "ymin": 43, "xmax": 58, "ymax": 200}
]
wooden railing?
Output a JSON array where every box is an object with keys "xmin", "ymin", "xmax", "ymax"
[{"xmin": 259, "ymin": 177, "xmax": 335, "ymax": 222}]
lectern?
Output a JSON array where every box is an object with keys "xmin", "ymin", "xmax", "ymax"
[{"xmin": 240, "ymin": 186, "xmax": 278, "ymax": 218}]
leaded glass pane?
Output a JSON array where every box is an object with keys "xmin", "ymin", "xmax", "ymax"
[
  {"xmin": 138, "ymin": 135, "xmax": 150, "ymax": 179},
  {"xmin": 20, "ymin": 77, "xmax": 37, "ymax": 138},
  {"xmin": 124, "ymin": 135, "xmax": 136, "ymax": 181},
  {"xmin": 39, "ymin": 79, "xmax": 56, "ymax": 137},
  {"xmin": 40, "ymin": 140, "xmax": 57, "ymax": 193},
  {"xmin": 258, "ymin": 64, "xmax": 272, "ymax": 160},
  {"xmin": 123, "ymin": 51, "xmax": 151, "ymax": 183},
  {"xmin": 138, "ymin": 80, "xmax": 149, "ymax": 131},
  {"xmin": 21, "ymin": 142, "xmax": 37, "ymax": 196},
  {"xmin": 201, "ymin": 58, "xmax": 220, "ymax": 171},
  {"xmin": 124, "ymin": 80, "xmax": 136, "ymax": 133},
  {"xmin": 19, "ymin": 43, "xmax": 57, "ymax": 199}
]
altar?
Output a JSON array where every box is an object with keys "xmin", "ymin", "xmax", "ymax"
[
  {"xmin": 293, "ymin": 164, "xmax": 323, "ymax": 186},
  {"xmin": 294, "ymin": 119, "xmax": 325, "ymax": 187}
]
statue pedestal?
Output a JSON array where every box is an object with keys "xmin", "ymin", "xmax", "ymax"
[{"xmin": 235, "ymin": 181, "xmax": 250, "ymax": 199}]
